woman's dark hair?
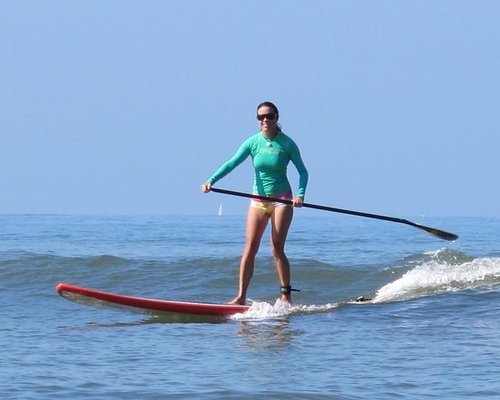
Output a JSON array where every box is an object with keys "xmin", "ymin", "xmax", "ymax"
[{"xmin": 256, "ymin": 101, "xmax": 279, "ymax": 117}]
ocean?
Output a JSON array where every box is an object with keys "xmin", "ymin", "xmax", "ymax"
[{"xmin": 1, "ymin": 213, "xmax": 499, "ymax": 399}]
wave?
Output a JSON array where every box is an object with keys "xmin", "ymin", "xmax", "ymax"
[
  {"xmin": 372, "ymin": 249, "xmax": 500, "ymax": 303},
  {"xmin": 0, "ymin": 251, "xmax": 244, "ymax": 301},
  {"xmin": 229, "ymin": 249, "xmax": 500, "ymax": 320},
  {"xmin": 3, "ymin": 248, "xmax": 500, "ymax": 312}
]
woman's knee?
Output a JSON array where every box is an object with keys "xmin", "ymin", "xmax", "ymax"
[
  {"xmin": 271, "ymin": 243, "xmax": 286, "ymax": 260},
  {"xmin": 244, "ymin": 240, "xmax": 261, "ymax": 257}
]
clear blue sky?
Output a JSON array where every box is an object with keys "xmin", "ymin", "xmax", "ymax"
[{"xmin": 1, "ymin": 1, "xmax": 499, "ymax": 217}]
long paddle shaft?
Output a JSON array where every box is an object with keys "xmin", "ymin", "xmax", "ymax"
[{"xmin": 209, "ymin": 187, "xmax": 459, "ymax": 241}]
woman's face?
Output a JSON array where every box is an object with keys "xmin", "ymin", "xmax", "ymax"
[{"xmin": 257, "ymin": 105, "xmax": 279, "ymax": 135}]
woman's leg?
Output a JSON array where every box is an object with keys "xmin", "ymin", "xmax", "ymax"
[
  {"xmin": 229, "ymin": 207, "xmax": 270, "ymax": 305},
  {"xmin": 270, "ymin": 205, "xmax": 294, "ymax": 302}
]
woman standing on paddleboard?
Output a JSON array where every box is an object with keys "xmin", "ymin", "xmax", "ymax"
[{"xmin": 201, "ymin": 101, "xmax": 308, "ymax": 305}]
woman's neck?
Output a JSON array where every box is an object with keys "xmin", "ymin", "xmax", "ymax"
[{"xmin": 262, "ymin": 128, "xmax": 279, "ymax": 138}]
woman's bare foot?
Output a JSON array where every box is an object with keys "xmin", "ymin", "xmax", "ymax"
[
  {"xmin": 228, "ymin": 296, "xmax": 246, "ymax": 305},
  {"xmin": 279, "ymin": 294, "xmax": 291, "ymax": 304}
]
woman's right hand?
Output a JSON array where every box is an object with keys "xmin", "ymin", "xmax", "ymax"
[{"xmin": 201, "ymin": 182, "xmax": 212, "ymax": 193}]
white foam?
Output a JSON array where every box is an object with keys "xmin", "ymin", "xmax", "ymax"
[
  {"xmin": 373, "ymin": 256, "xmax": 500, "ymax": 303},
  {"xmin": 231, "ymin": 299, "xmax": 339, "ymax": 321}
]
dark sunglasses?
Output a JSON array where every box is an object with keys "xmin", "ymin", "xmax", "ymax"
[{"xmin": 256, "ymin": 113, "xmax": 277, "ymax": 121}]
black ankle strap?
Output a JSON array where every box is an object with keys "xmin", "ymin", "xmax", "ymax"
[{"xmin": 280, "ymin": 285, "xmax": 301, "ymax": 295}]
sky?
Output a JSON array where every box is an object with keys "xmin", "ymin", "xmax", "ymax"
[{"xmin": 1, "ymin": 1, "xmax": 499, "ymax": 217}]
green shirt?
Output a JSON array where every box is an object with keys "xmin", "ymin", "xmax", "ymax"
[{"xmin": 207, "ymin": 131, "xmax": 308, "ymax": 198}]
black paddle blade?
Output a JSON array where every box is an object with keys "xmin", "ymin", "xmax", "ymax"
[{"xmin": 414, "ymin": 224, "xmax": 459, "ymax": 241}]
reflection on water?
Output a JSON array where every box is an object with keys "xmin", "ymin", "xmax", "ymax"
[{"xmin": 236, "ymin": 319, "xmax": 304, "ymax": 350}]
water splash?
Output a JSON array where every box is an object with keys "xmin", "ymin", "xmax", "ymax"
[
  {"xmin": 231, "ymin": 299, "xmax": 339, "ymax": 321},
  {"xmin": 373, "ymin": 250, "xmax": 500, "ymax": 303}
]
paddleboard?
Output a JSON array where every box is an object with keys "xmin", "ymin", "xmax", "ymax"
[{"xmin": 56, "ymin": 283, "xmax": 250, "ymax": 318}]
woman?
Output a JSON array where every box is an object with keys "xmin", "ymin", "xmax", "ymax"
[{"xmin": 201, "ymin": 101, "xmax": 308, "ymax": 305}]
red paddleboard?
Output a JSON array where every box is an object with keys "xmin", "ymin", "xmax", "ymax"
[{"xmin": 56, "ymin": 283, "xmax": 249, "ymax": 319}]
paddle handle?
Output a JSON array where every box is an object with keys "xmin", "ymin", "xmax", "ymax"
[{"xmin": 210, "ymin": 187, "xmax": 402, "ymax": 221}]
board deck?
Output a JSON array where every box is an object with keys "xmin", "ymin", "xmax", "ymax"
[{"xmin": 56, "ymin": 283, "xmax": 250, "ymax": 318}]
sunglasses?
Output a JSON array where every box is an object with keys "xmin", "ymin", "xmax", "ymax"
[{"xmin": 256, "ymin": 113, "xmax": 277, "ymax": 121}]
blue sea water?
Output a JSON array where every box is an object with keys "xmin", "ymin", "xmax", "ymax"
[{"xmin": 1, "ymin": 214, "xmax": 500, "ymax": 399}]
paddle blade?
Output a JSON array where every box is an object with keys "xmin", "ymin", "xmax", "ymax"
[{"xmin": 415, "ymin": 224, "xmax": 459, "ymax": 241}]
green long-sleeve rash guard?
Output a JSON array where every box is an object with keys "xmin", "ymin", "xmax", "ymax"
[{"xmin": 207, "ymin": 131, "xmax": 309, "ymax": 198}]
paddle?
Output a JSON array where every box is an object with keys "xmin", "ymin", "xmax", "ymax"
[{"xmin": 209, "ymin": 187, "xmax": 459, "ymax": 241}]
